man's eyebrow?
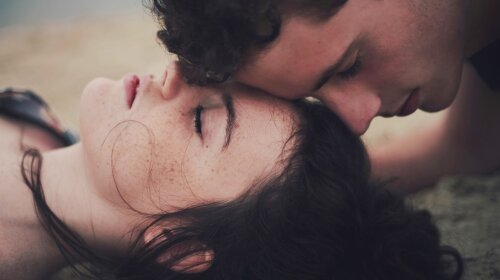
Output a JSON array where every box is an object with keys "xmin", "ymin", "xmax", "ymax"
[
  {"xmin": 222, "ymin": 92, "xmax": 235, "ymax": 151},
  {"xmin": 312, "ymin": 42, "xmax": 357, "ymax": 91}
]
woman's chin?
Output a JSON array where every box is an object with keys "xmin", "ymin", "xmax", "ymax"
[
  {"xmin": 82, "ymin": 77, "xmax": 116, "ymax": 100},
  {"xmin": 79, "ymin": 77, "xmax": 123, "ymax": 160}
]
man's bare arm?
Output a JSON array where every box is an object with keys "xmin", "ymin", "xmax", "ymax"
[{"xmin": 369, "ymin": 63, "xmax": 500, "ymax": 193}]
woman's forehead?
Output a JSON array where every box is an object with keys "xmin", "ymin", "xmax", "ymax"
[
  {"xmin": 222, "ymin": 81, "xmax": 297, "ymax": 112},
  {"xmin": 230, "ymin": 85, "xmax": 297, "ymax": 143}
]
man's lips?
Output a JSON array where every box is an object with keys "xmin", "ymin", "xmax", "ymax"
[
  {"xmin": 397, "ymin": 89, "xmax": 420, "ymax": 117},
  {"xmin": 124, "ymin": 74, "xmax": 139, "ymax": 109}
]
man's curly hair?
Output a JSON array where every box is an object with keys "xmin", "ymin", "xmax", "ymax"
[{"xmin": 150, "ymin": 0, "xmax": 347, "ymax": 85}]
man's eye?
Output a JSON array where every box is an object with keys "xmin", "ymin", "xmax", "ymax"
[
  {"xmin": 194, "ymin": 105, "xmax": 204, "ymax": 137},
  {"xmin": 338, "ymin": 57, "xmax": 362, "ymax": 80}
]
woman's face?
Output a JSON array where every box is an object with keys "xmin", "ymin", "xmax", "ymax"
[{"xmin": 79, "ymin": 64, "xmax": 296, "ymax": 213}]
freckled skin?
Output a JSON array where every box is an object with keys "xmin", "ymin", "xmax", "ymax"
[{"xmin": 79, "ymin": 65, "xmax": 297, "ymax": 213}]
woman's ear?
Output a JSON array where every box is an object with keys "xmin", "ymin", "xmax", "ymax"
[{"xmin": 143, "ymin": 226, "xmax": 214, "ymax": 274}]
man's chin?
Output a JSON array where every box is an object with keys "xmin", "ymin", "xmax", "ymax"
[
  {"xmin": 420, "ymin": 95, "xmax": 455, "ymax": 113},
  {"xmin": 420, "ymin": 105, "xmax": 445, "ymax": 113}
]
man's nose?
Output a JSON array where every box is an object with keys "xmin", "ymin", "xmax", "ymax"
[
  {"xmin": 321, "ymin": 88, "xmax": 381, "ymax": 135},
  {"xmin": 160, "ymin": 62, "xmax": 183, "ymax": 101}
]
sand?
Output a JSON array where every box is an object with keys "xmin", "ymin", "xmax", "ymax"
[
  {"xmin": 0, "ymin": 10, "xmax": 498, "ymax": 280},
  {"xmin": 0, "ymin": 11, "xmax": 172, "ymax": 130}
]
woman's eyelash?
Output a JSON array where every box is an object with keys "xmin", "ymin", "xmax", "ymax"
[
  {"xmin": 194, "ymin": 105, "xmax": 204, "ymax": 136},
  {"xmin": 338, "ymin": 57, "xmax": 362, "ymax": 79}
]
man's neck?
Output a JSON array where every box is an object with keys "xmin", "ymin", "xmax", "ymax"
[{"xmin": 464, "ymin": 0, "xmax": 500, "ymax": 57}]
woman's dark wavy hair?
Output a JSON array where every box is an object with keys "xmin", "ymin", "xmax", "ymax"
[
  {"xmin": 22, "ymin": 99, "xmax": 463, "ymax": 280},
  {"xmin": 149, "ymin": 0, "xmax": 347, "ymax": 85}
]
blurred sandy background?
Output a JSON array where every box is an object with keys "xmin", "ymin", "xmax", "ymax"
[
  {"xmin": 0, "ymin": 0, "xmax": 172, "ymax": 130},
  {"xmin": 0, "ymin": 1, "xmax": 498, "ymax": 279}
]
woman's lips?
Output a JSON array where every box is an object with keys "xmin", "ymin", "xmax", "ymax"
[
  {"xmin": 123, "ymin": 74, "xmax": 139, "ymax": 109},
  {"xmin": 397, "ymin": 89, "xmax": 420, "ymax": 117}
]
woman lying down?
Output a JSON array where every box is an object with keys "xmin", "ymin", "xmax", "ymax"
[{"xmin": 0, "ymin": 63, "xmax": 463, "ymax": 280}]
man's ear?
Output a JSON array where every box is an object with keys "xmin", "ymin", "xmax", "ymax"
[{"xmin": 143, "ymin": 226, "xmax": 214, "ymax": 274}]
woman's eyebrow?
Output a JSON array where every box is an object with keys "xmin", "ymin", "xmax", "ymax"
[{"xmin": 221, "ymin": 92, "xmax": 235, "ymax": 151}]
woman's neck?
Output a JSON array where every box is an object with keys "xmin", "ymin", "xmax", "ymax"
[
  {"xmin": 0, "ymin": 143, "xmax": 136, "ymax": 278},
  {"xmin": 40, "ymin": 144, "xmax": 137, "ymax": 258}
]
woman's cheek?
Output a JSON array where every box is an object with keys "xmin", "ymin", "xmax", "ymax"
[
  {"xmin": 152, "ymin": 138, "xmax": 226, "ymax": 210},
  {"xmin": 107, "ymin": 121, "xmax": 156, "ymax": 210}
]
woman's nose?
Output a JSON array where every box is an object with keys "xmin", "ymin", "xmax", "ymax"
[
  {"xmin": 321, "ymin": 88, "xmax": 381, "ymax": 135},
  {"xmin": 160, "ymin": 62, "xmax": 183, "ymax": 101}
]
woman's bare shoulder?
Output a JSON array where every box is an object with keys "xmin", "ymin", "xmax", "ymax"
[{"xmin": 0, "ymin": 116, "xmax": 64, "ymax": 153}]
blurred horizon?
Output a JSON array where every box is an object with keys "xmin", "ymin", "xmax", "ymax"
[{"xmin": 0, "ymin": 0, "xmax": 145, "ymax": 28}]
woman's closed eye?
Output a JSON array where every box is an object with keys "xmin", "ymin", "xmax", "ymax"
[
  {"xmin": 194, "ymin": 105, "xmax": 204, "ymax": 138},
  {"xmin": 192, "ymin": 93, "xmax": 235, "ymax": 150}
]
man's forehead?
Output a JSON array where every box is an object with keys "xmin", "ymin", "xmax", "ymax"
[{"xmin": 236, "ymin": 16, "xmax": 354, "ymax": 98}]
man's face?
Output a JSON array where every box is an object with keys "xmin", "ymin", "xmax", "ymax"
[{"xmin": 235, "ymin": 0, "xmax": 466, "ymax": 134}]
